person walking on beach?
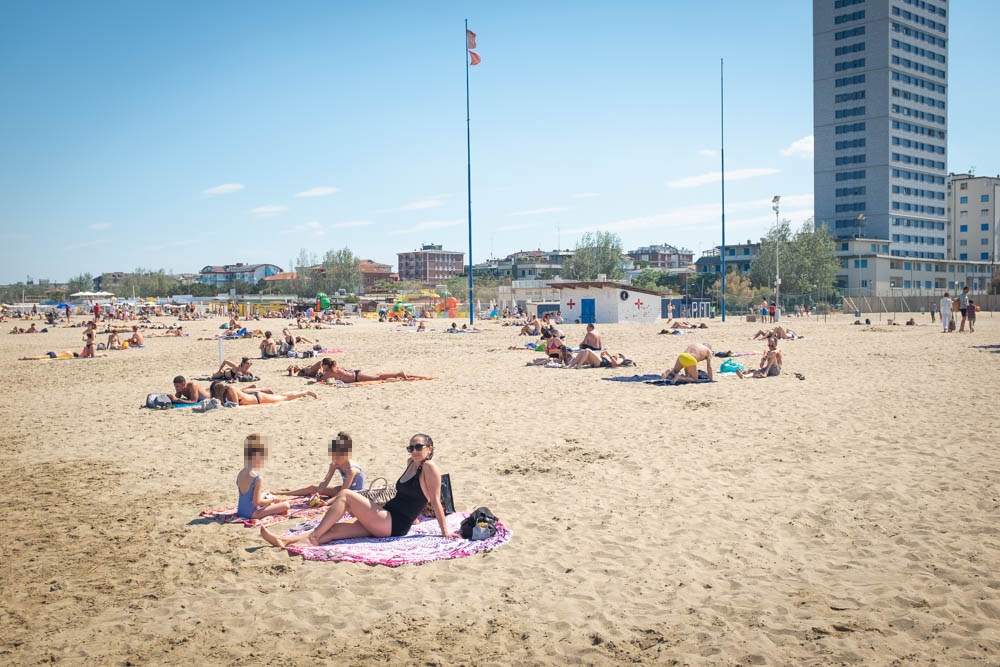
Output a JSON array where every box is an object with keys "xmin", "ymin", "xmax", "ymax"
[
  {"xmin": 939, "ymin": 293, "xmax": 952, "ymax": 333},
  {"xmin": 929, "ymin": 299, "xmax": 935, "ymax": 323},
  {"xmin": 965, "ymin": 299, "xmax": 976, "ymax": 333},
  {"xmin": 957, "ymin": 286, "xmax": 970, "ymax": 332}
]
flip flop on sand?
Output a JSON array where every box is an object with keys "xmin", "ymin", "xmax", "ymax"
[{"xmin": 794, "ymin": 372, "xmax": 806, "ymax": 381}]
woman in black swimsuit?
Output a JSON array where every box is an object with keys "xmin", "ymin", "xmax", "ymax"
[
  {"xmin": 313, "ymin": 357, "xmax": 409, "ymax": 383},
  {"xmin": 260, "ymin": 434, "xmax": 458, "ymax": 547}
]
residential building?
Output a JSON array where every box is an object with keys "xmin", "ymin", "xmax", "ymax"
[
  {"xmin": 397, "ymin": 244, "xmax": 465, "ymax": 283},
  {"xmin": 696, "ymin": 240, "xmax": 762, "ymax": 277},
  {"xmin": 472, "ymin": 249, "xmax": 574, "ymax": 280},
  {"xmin": 199, "ymin": 263, "xmax": 284, "ymax": 287},
  {"xmin": 813, "ymin": 0, "xmax": 950, "ymax": 293},
  {"xmin": 626, "ymin": 244, "xmax": 694, "ymax": 270},
  {"xmin": 947, "ymin": 172, "xmax": 999, "ymax": 266},
  {"xmin": 359, "ymin": 259, "xmax": 395, "ymax": 291}
]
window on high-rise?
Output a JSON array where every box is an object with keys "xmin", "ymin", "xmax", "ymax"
[
  {"xmin": 982, "ymin": 195, "xmax": 991, "ymax": 202},
  {"xmin": 982, "ymin": 239, "xmax": 990, "ymax": 245},
  {"xmin": 982, "ymin": 223, "xmax": 991, "ymax": 231},
  {"xmin": 959, "ymin": 196, "xmax": 968, "ymax": 203}
]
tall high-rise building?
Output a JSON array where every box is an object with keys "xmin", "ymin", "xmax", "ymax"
[{"xmin": 814, "ymin": 0, "xmax": 949, "ymax": 291}]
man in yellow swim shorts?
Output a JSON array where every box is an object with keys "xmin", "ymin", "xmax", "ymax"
[{"xmin": 662, "ymin": 342, "xmax": 714, "ymax": 384}]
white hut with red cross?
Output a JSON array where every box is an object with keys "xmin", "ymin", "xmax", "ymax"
[{"xmin": 548, "ymin": 281, "xmax": 665, "ymax": 324}]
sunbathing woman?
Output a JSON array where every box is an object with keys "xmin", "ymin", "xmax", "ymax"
[
  {"xmin": 210, "ymin": 381, "xmax": 317, "ymax": 406},
  {"xmin": 212, "ymin": 357, "xmax": 254, "ymax": 381},
  {"xmin": 314, "ymin": 357, "xmax": 409, "ymax": 384},
  {"xmin": 288, "ymin": 359, "xmax": 324, "ymax": 377},
  {"xmin": 567, "ymin": 349, "xmax": 632, "ymax": 369},
  {"xmin": 260, "ymin": 433, "xmax": 458, "ymax": 548},
  {"xmin": 107, "ymin": 331, "xmax": 123, "ymax": 350}
]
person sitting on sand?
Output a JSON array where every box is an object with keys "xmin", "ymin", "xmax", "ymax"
[
  {"xmin": 314, "ymin": 357, "xmax": 408, "ymax": 384},
  {"xmin": 259, "ymin": 331, "xmax": 279, "ymax": 358},
  {"xmin": 288, "ymin": 359, "xmax": 325, "ymax": 378},
  {"xmin": 236, "ymin": 434, "xmax": 293, "ymax": 520},
  {"xmin": 578, "ymin": 323, "xmax": 603, "ymax": 351},
  {"xmin": 169, "ymin": 375, "xmax": 211, "ymax": 404},
  {"xmin": 210, "ymin": 381, "xmax": 317, "ymax": 406},
  {"xmin": 567, "ymin": 349, "xmax": 632, "ymax": 369},
  {"xmin": 545, "ymin": 331, "xmax": 573, "ymax": 366},
  {"xmin": 260, "ymin": 433, "xmax": 458, "ymax": 548},
  {"xmin": 26, "ymin": 323, "xmax": 39, "ymax": 334},
  {"xmin": 416, "ymin": 321, "xmax": 426, "ymax": 332},
  {"xmin": 212, "ymin": 357, "xmax": 254, "ymax": 382},
  {"xmin": 519, "ymin": 315, "xmax": 540, "ymax": 336},
  {"xmin": 662, "ymin": 342, "xmax": 714, "ymax": 384},
  {"xmin": 128, "ymin": 326, "xmax": 144, "ymax": 347},
  {"xmin": 736, "ymin": 337, "xmax": 783, "ymax": 378},
  {"xmin": 278, "ymin": 431, "xmax": 365, "ymax": 501},
  {"xmin": 107, "ymin": 331, "xmax": 123, "ymax": 350}
]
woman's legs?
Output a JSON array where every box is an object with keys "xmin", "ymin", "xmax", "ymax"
[{"xmin": 261, "ymin": 490, "xmax": 391, "ymax": 548}]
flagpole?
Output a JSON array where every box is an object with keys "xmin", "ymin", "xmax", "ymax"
[
  {"xmin": 465, "ymin": 19, "xmax": 474, "ymax": 326},
  {"xmin": 720, "ymin": 57, "xmax": 727, "ymax": 323}
]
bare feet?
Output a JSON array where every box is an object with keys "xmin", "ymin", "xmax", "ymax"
[
  {"xmin": 305, "ymin": 390, "xmax": 318, "ymax": 399},
  {"xmin": 260, "ymin": 526, "xmax": 288, "ymax": 548},
  {"xmin": 736, "ymin": 369, "xmax": 744, "ymax": 379}
]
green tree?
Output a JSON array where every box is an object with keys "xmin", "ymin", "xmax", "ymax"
[
  {"xmin": 713, "ymin": 271, "xmax": 755, "ymax": 312},
  {"xmin": 750, "ymin": 221, "xmax": 838, "ymax": 301},
  {"xmin": 321, "ymin": 247, "xmax": 362, "ymax": 294},
  {"xmin": 562, "ymin": 231, "xmax": 625, "ymax": 281},
  {"xmin": 66, "ymin": 273, "xmax": 95, "ymax": 295},
  {"xmin": 291, "ymin": 248, "xmax": 319, "ymax": 297}
]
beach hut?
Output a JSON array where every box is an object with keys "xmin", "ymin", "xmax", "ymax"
[{"xmin": 548, "ymin": 281, "xmax": 664, "ymax": 324}]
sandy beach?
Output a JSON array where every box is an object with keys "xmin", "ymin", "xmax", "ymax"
[{"xmin": 1, "ymin": 311, "xmax": 998, "ymax": 665}]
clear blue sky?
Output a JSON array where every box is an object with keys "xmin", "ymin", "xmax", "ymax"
[{"xmin": 1, "ymin": 1, "xmax": 996, "ymax": 284}]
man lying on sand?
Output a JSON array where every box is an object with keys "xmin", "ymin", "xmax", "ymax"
[{"xmin": 169, "ymin": 376, "xmax": 210, "ymax": 404}]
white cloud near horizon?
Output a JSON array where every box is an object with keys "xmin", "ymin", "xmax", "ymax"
[
  {"xmin": 331, "ymin": 220, "xmax": 371, "ymax": 229},
  {"xmin": 698, "ymin": 149, "xmax": 718, "ymax": 158},
  {"xmin": 510, "ymin": 206, "xmax": 570, "ymax": 217},
  {"xmin": 294, "ymin": 186, "xmax": 340, "ymax": 198},
  {"xmin": 781, "ymin": 135, "xmax": 814, "ymax": 159},
  {"xmin": 88, "ymin": 223, "xmax": 111, "ymax": 231},
  {"xmin": 566, "ymin": 194, "xmax": 814, "ymax": 238},
  {"xmin": 250, "ymin": 205, "xmax": 286, "ymax": 217},
  {"xmin": 573, "ymin": 192, "xmax": 600, "ymax": 199},
  {"xmin": 668, "ymin": 168, "xmax": 781, "ymax": 189},
  {"xmin": 378, "ymin": 195, "xmax": 450, "ymax": 213},
  {"xmin": 390, "ymin": 219, "xmax": 464, "ymax": 236},
  {"xmin": 203, "ymin": 183, "xmax": 245, "ymax": 196},
  {"xmin": 64, "ymin": 239, "xmax": 108, "ymax": 251},
  {"xmin": 142, "ymin": 238, "xmax": 197, "ymax": 252},
  {"xmin": 293, "ymin": 220, "xmax": 324, "ymax": 237}
]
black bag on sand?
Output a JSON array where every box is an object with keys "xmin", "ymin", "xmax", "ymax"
[{"xmin": 460, "ymin": 507, "xmax": 498, "ymax": 540}]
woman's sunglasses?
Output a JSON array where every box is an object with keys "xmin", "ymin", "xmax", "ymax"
[{"xmin": 406, "ymin": 443, "xmax": 428, "ymax": 453}]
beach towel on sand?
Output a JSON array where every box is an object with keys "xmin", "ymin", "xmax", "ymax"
[
  {"xmin": 199, "ymin": 497, "xmax": 328, "ymax": 527},
  {"xmin": 321, "ymin": 376, "xmax": 437, "ymax": 388},
  {"xmin": 282, "ymin": 512, "xmax": 511, "ymax": 566},
  {"xmin": 601, "ymin": 374, "xmax": 715, "ymax": 385}
]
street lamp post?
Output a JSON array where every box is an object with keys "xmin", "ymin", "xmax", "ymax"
[
  {"xmin": 856, "ymin": 213, "xmax": 866, "ymax": 301},
  {"xmin": 772, "ymin": 196, "xmax": 781, "ymax": 322}
]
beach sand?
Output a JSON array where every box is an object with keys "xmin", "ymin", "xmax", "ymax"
[{"xmin": 1, "ymin": 311, "xmax": 998, "ymax": 665}]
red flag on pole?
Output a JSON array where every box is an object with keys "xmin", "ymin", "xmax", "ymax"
[
  {"xmin": 466, "ymin": 30, "xmax": 477, "ymax": 49},
  {"xmin": 469, "ymin": 51, "xmax": 481, "ymax": 66}
]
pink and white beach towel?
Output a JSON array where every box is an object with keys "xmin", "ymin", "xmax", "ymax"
[
  {"xmin": 199, "ymin": 497, "xmax": 328, "ymax": 527},
  {"xmin": 284, "ymin": 512, "xmax": 512, "ymax": 566}
]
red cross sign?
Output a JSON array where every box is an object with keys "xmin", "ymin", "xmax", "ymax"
[
  {"xmin": 633, "ymin": 299, "xmax": 644, "ymax": 309},
  {"xmin": 566, "ymin": 299, "xmax": 576, "ymax": 309}
]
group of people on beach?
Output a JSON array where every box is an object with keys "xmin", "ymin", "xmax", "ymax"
[
  {"xmin": 938, "ymin": 286, "xmax": 978, "ymax": 333},
  {"xmin": 237, "ymin": 432, "xmax": 458, "ymax": 549}
]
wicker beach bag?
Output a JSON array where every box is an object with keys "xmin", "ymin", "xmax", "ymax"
[{"xmin": 360, "ymin": 477, "xmax": 396, "ymax": 505}]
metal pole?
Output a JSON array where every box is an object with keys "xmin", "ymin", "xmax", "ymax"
[
  {"xmin": 465, "ymin": 19, "xmax": 474, "ymax": 326},
  {"xmin": 720, "ymin": 58, "xmax": 727, "ymax": 322},
  {"xmin": 772, "ymin": 197, "xmax": 781, "ymax": 322}
]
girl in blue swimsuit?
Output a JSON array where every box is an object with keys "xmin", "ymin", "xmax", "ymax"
[
  {"xmin": 236, "ymin": 434, "xmax": 293, "ymax": 520},
  {"xmin": 260, "ymin": 434, "xmax": 459, "ymax": 548}
]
